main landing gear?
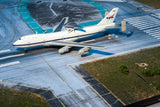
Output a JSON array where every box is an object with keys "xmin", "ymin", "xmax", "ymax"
[{"xmin": 24, "ymin": 48, "xmax": 27, "ymax": 53}]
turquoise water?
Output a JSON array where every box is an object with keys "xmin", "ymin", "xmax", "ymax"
[
  {"xmin": 18, "ymin": 0, "xmax": 53, "ymax": 34},
  {"xmin": 78, "ymin": 20, "xmax": 101, "ymax": 27},
  {"xmin": 79, "ymin": 0, "xmax": 107, "ymax": 27},
  {"xmin": 18, "ymin": 0, "xmax": 107, "ymax": 34}
]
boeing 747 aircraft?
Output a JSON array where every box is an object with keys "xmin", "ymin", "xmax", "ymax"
[{"xmin": 13, "ymin": 8, "xmax": 122, "ymax": 55}]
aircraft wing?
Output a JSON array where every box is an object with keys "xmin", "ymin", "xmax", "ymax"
[{"xmin": 46, "ymin": 41, "xmax": 108, "ymax": 49}]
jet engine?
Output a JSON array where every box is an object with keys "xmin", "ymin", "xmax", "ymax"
[
  {"xmin": 78, "ymin": 47, "xmax": 91, "ymax": 56},
  {"xmin": 58, "ymin": 46, "xmax": 71, "ymax": 54}
]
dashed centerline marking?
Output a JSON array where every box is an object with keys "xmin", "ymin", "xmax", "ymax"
[
  {"xmin": 0, "ymin": 49, "xmax": 11, "ymax": 54},
  {"xmin": 50, "ymin": 1, "xmax": 57, "ymax": 16},
  {"xmin": 0, "ymin": 53, "xmax": 25, "ymax": 60},
  {"xmin": 0, "ymin": 61, "xmax": 20, "ymax": 68}
]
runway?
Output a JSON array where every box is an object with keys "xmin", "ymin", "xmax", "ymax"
[{"xmin": 0, "ymin": 0, "xmax": 160, "ymax": 106}]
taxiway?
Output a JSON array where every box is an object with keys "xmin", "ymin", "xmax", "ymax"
[{"xmin": 0, "ymin": 0, "xmax": 160, "ymax": 106}]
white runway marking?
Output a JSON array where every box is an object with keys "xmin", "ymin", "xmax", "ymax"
[
  {"xmin": 50, "ymin": 1, "xmax": 57, "ymax": 16},
  {"xmin": 151, "ymin": 13, "xmax": 160, "ymax": 19},
  {"xmin": 0, "ymin": 53, "xmax": 25, "ymax": 60},
  {"xmin": 144, "ymin": 27, "xmax": 160, "ymax": 39},
  {"xmin": 125, "ymin": 15, "xmax": 160, "ymax": 40},
  {"xmin": 0, "ymin": 61, "xmax": 20, "ymax": 68},
  {"xmin": 0, "ymin": 49, "xmax": 11, "ymax": 54}
]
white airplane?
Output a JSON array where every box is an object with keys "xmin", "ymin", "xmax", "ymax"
[{"xmin": 13, "ymin": 8, "xmax": 121, "ymax": 55}]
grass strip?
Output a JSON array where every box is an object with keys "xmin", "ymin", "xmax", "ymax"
[
  {"xmin": 135, "ymin": 0, "xmax": 160, "ymax": 9},
  {"xmin": 0, "ymin": 87, "xmax": 50, "ymax": 107},
  {"xmin": 81, "ymin": 46, "xmax": 160, "ymax": 105}
]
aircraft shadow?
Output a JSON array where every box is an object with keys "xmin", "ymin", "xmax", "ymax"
[{"xmin": 81, "ymin": 49, "xmax": 114, "ymax": 57}]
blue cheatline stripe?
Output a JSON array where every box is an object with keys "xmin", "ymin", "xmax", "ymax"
[
  {"xmin": 18, "ymin": 0, "xmax": 107, "ymax": 34},
  {"xmin": 79, "ymin": 0, "xmax": 107, "ymax": 27},
  {"xmin": 18, "ymin": 0, "xmax": 53, "ymax": 34},
  {"xmin": 13, "ymin": 31, "xmax": 101, "ymax": 47}
]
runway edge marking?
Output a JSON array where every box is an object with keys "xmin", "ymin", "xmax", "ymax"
[
  {"xmin": 0, "ymin": 53, "xmax": 25, "ymax": 60},
  {"xmin": 0, "ymin": 61, "xmax": 20, "ymax": 68},
  {"xmin": 0, "ymin": 49, "xmax": 11, "ymax": 54}
]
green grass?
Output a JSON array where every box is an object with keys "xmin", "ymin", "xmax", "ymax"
[
  {"xmin": 0, "ymin": 87, "xmax": 50, "ymax": 107},
  {"xmin": 81, "ymin": 46, "xmax": 160, "ymax": 105},
  {"xmin": 135, "ymin": 0, "xmax": 160, "ymax": 9}
]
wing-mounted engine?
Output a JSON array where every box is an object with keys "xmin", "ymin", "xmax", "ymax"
[
  {"xmin": 58, "ymin": 46, "xmax": 71, "ymax": 54},
  {"xmin": 78, "ymin": 47, "xmax": 91, "ymax": 56}
]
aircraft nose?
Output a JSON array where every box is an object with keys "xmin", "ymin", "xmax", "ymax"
[{"xmin": 13, "ymin": 40, "xmax": 19, "ymax": 46}]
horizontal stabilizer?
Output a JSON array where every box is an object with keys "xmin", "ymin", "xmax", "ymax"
[{"xmin": 76, "ymin": 28, "xmax": 86, "ymax": 32}]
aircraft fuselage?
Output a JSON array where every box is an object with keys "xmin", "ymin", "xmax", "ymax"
[{"xmin": 13, "ymin": 23, "xmax": 115, "ymax": 48}]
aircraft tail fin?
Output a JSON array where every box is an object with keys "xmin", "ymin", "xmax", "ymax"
[
  {"xmin": 97, "ymin": 8, "xmax": 119, "ymax": 26},
  {"xmin": 53, "ymin": 17, "xmax": 69, "ymax": 32}
]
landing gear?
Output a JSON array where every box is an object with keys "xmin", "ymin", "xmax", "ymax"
[{"xmin": 24, "ymin": 48, "xmax": 27, "ymax": 53}]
